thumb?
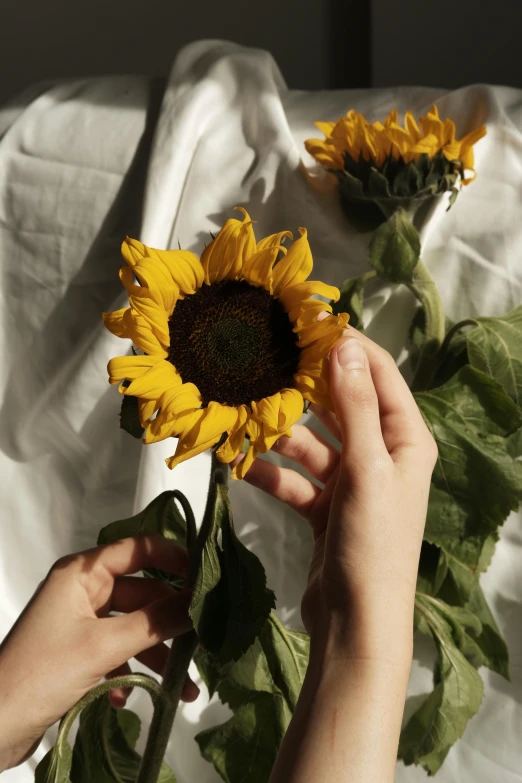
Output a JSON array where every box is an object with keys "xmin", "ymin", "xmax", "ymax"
[{"xmin": 329, "ymin": 335, "xmax": 385, "ymax": 461}]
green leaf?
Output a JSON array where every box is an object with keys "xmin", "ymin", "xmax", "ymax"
[
  {"xmin": 194, "ymin": 613, "xmax": 309, "ymax": 782},
  {"xmin": 98, "ymin": 491, "xmax": 188, "ymax": 587},
  {"xmin": 368, "ymin": 208, "xmax": 421, "ymax": 283},
  {"xmin": 332, "ymin": 277, "xmax": 365, "ymax": 330},
  {"xmin": 119, "ymin": 395, "xmax": 144, "ymax": 439},
  {"xmin": 189, "ymin": 481, "xmax": 228, "ymax": 656},
  {"xmin": 392, "ymin": 161, "xmax": 421, "ymax": 198},
  {"xmin": 196, "ymin": 692, "xmax": 289, "ymax": 783},
  {"xmin": 70, "ymin": 696, "xmax": 177, "ymax": 783},
  {"xmin": 259, "ymin": 616, "xmax": 309, "ymax": 711},
  {"xmin": 416, "ymin": 542, "xmax": 448, "ymax": 597},
  {"xmin": 116, "ymin": 710, "xmax": 141, "ymax": 751},
  {"xmin": 466, "ymin": 305, "xmax": 522, "ymax": 408},
  {"xmin": 35, "ymin": 742, "xmax": 73, "ymax": 783},
  {"xmin": 98, "ymin": 491, "xmax": 187, "ymax": 547},
  {"xmin": 416, "ymin": 365, "xmax": 522, "ymax": 568},
  {"xmin": 190, "ymin": 482, "xmax": 275, "ymax": 665},
  {"xmin": 332, "ymin": 271, "xmax": 378, "ymax": 331},
  {"xmin": 399, "ymin": 594, "xmax": 484, "ymax": 774},
  {"xmin": 464, "ymin": 585, "xmax": 510, "ymax": 679}
]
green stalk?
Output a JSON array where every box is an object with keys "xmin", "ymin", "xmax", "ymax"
[
  {"xmin": 54, "ymin": 674, "xmax": 160, "ymax": 754},
  {"xmin": 135, "ymin": 630, "xmax": 198, "ymax": 783},
  {"xmin": 136, "ymin": 451, "xmax": 226, "ymax": 783},
  {"xmin": 408, "ymin": 259, "xmax": 446, "ymax": 392}
]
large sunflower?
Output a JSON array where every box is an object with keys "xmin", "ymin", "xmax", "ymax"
[{"xmin": 104, "ymin": 209, "xmax": 348, "ymax": 479}]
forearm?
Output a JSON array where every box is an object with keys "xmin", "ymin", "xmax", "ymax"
[{"xmin": 270, "ymin": 633, "xmax": 412, "ymax": 783}]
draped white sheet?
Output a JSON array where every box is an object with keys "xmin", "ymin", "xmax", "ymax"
[{"xmin": 1, "ymin": 40, "xmax": 521, "ymax": 783}]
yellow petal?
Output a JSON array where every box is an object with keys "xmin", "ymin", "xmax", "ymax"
[
  {"xmin": 129, "ymin": 293, "xmax": 169, "ymax": 346},
  {"xmin": 279, "ymin": 280, "xmax": 340, "ymax": 318},
  {"xmin": 182, "ymin": 401, "xmax": 239, "ymax": 449},
  {"xmin": 103, "ymin": 308, "xmax": 129, "ymax": 338},
  {"xmin": 200, "ymin": 208, "xmax": 256, "ymax": 285},
  {"xmin": 297, "ymin": 313, "xmax": 349, "ymax": 362},
  {"xmin": 256, "ymin": 230, "xmax": 293, "ymax": 253},
  {"xmin": 166, "ymin": 402, "xmax": 239, "ymax": 469},
  {"xmin": 107, "ymin": 354, "xmax": 162, "ymax": 386},
  {"xmin": 159, "ymin": 382, "xmax": 202, "ymax": 420},
  {"xmin": 314, "ymin": 121, "xmax": 336, "ymax": 137},
  {"xmin": 155, "ymin": 250, "xmax": 205, "ymax": 296},
  {"xmin": 241, "ymin": 247, "xmax": 280, "ymax": 290},
  {"xmin": 272, "ymin": 228, "xmax": 313, "ymax": 297},
  {"xmin": 459, "ymin": 124, "xmax": 487, "ymax": 149},
  {"xmin": 291, "ymin": 299, "xmax": 333, "ymax": 328},
  {"xmin": 122, "ymin": 309, "xmax": 167, "ymax": 357},
  {"xmin": 277, "ymin": 388, "xmax": 304, "ymax": 430},
  {"xmin": 143, "ymin": 407, "xmax": 199, "ymax": 445},
  {"xmin": 132, "ymin": 260, "xmax": 179, "ymax": 314},
  {"xmin": 251, "ymin": 388, "xmax": 303, "ymax": 433},
  {"xmin": 120, "ymin": 265, "xmax": 175, "ymax": 327},
  {"xmin": 304, "ymin": 139, "xmax": 344, "ymax": 169},
  {"xmin": 121, "ymin": 237, "xmax": 148, "ymax": 268},
  {"xmin": 251, "ymin": 392, "xmax": 281, "ymax": 430},
  {"xmin": 139, "ymin": 399, "xmax": 157, "ymax": 426},
  {"xmin": 216, "ymin": 404, "xmax": 250, "ymax": 463},
  {"xmin": 231, "ymin": 443, "xmax": 259, "ymax": 480},
  {"xmin": 294, "ymin": 360, "xmax": 333, "ymax": 411},
  {"xmin": 125, "ymin": 359, "xmax": 180, "ymax": 401}
]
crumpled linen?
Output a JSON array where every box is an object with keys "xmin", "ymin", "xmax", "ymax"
[{"xmin": 0, "ymin": 40, "xmax": 521, "ymax": 783}]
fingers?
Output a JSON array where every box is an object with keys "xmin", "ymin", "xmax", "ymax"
[
  {"xmin": 272, "ymin": 425, "xmax": 339, "ymax": 484},
  {"xmin": 309, "ymin": 403, "xmax": 341, "ymax": 443},
  {"xmin": 243, "ymin": 458, "xmax": 321, "ymax": 519},
  {"xmin": 110, "ymin": 576, "xmax": 177, "ymax": 614},
  {"xmin": 345, "ymin": 326, "xmax": 435, "ymax": 462},
  {"xmin": 329, "ymin": 335, "xmax": 388, "ymax": 464},
  {"xmin": 84, "ymin": 535, "xmax": 189, "ymax": 580},
  {"xmin": 98, "ymin": 591, "xmax": 193, "ymax": 665}
]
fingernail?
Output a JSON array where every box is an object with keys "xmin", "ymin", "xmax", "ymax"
[{"xmin": 337, "ymin": 338, "xmax": 366, "ymax": 369}]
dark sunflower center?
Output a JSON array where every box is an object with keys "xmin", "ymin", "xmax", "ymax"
[{"xmin": 168, "ymin": 279, "xmax": 300, "ymax": 407}]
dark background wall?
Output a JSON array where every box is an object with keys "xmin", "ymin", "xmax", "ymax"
[
  {"xmin": 0, "ymin": 0, "xmax": 520, "ymax": 105},
  {"xmin": 371, "ymin": 0, "xmax": 522, "ymax": 89},
  {"xmin": 0, "ymin": 0, "xmax": 331, "ymax": 105}
]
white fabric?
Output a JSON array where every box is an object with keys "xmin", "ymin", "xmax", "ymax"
[{"xmin": 1, "ymin": 40, "xmax": 521, "ymax": 783}]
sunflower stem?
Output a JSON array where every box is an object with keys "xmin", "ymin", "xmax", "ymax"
[
  {"xmin": 408, "ymin": 259, "xmax": 446, "ymax": 392},
  {"xmin": 136, "ymin": 451, "xmax": 226, "ymax": 783}
]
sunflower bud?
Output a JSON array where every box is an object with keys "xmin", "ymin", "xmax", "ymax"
[{"xmin": 305, "ymin": 106, "xmax": 486, "ymax": 227}]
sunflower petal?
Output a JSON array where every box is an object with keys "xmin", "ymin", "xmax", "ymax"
[
  {"xmin": 231, "ymin": 443, "xmax": 259, "ymax": 480},
  {"xmin": 297, "ymin": 313, "xmax": 349, "ymax": 364},
  {"xmin": 216, "ymin": 404, "xmax": 250, "ymax": 463},
  {"xmin": 156, "ymin": 250, "xmax": 205, "ymax": 296},
  {"xmin": 129, "ymin": 294, "xmax": 169, "ymax": 346},
  {"xmin": 241, "ymin": 247, "xmax": 280, "ymax": 290},
  {"xmin": 279, "ymin": 280, "xmax": 340, "ymax": 318},
  {"xmin": 103, "ymin": 308, "xmax": 129, "ymax": 338},
  {"xmin": 159, "ymin": 382, "xmax": 202, "ymax": 420},
  {"xmin": 272, "ymin": 228, "xmax": 313, "ymax": 297},
  {"xmin": 122, "ymin": 309, "xmax": 168, "ymax": 357},
  {"xmin": 121, "ymin": 237, "xmax": 148, "ymax": 267},
  {"xmin": 256, "ymin": 230, "xmax": 293, "ymax": 253},
  {"xmin": 125, "ymin": 360, "xmax": 181, "ymax": 401},
  {"xmin": 107, "ymin": 354, "xmax": 162, "ymax": 386},
  {"xmin": 139, "ymin": 399, "xmax": 157, "ymax": 426},
  {"xmin": 200, "ymin": 208, "xmax": 256, "ymax": 285},
  {"xmin": 290, "ymin": 299, "xmax": 333, "ymax": 329}
]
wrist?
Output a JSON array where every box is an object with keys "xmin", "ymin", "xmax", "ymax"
[{"xmin": 307, "ymin": 598, "xmax": 415, "ymax": 672}]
